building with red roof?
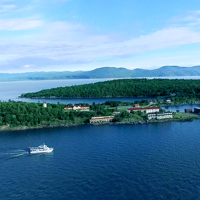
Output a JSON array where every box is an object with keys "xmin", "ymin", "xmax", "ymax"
[{"xmin": 64, "ymin": 105, "xmax": 90, "ymax": 111}]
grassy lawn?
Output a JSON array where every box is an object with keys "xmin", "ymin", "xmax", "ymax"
[
  {"xmin": 174, "ymin": 113, "xmax": 200, "ymax": 120},
  {"xmin": 117, "ymin": 106, "xmax": 133, "ymax": 110}
]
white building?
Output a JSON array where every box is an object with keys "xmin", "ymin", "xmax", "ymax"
[
  {"xmin": 64, "ymin": 105, "xmax": 90, "ymax": 111},
  {"xmin": 166, "ymin": 99, "xmax": 171, "ymax": 103},
  {"xmin": 43, "ymin": 102, "xmax": 47, "ymax": 108},
  {"xmin": 147, "ymin": 112, "xmax": 173, "ymax": 120},
  {"xmin": 90, "ymin": 116, "xmax": 114, "ymax": 123},
  {"xmin": 73, "ymin": 105, "xmax": 81, "ymax": 110},
  {"xmin": 79, "ymin": 106, "xmax": 90, "ymax": 111},
  {"xmin": 64, "ymin": 106, "xmax": 73, "ymax": 110},
  {"xmin": 127, "ymin": 107, "xmax": 160, "ymax": 114}
]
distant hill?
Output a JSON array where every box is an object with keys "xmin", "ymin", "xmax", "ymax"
[{"xmin": 1, "ymin": 66, "xmax": 200, "ymax": 81}]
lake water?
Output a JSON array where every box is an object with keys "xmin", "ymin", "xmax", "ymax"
[
  {"xmin": 1, "ymin": 79, "xmax": 200, "ymax": 200},
  {"xmin": 1, "ymin": 122, "xmax": 200, "ymax": 200}
]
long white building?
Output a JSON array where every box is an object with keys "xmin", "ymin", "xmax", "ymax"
[
  {"xmin": 147, "ymin": 112, "xmax": 173, "ymax": 120},
  {"xmin": 90, "ymin": 116, "xmax": 114, "ymax": 123},
  {"xmin": 127, "ymin": 107, "xmax": 160, "ymax": 114}
]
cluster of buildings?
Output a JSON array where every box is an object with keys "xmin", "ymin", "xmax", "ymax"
[
  {"xmin": 42, "ymin": 102, "xmax": 173, "ymax": 124},
  {"xmin": 44, "ymin": 101, "xmax": 174, "ymax": 123},
  {"xmin": 89, "ymin": 104, "xmax": 173, "ymax": 124},
  {"xmin": 127, "ymin": 106, "xmax": 173, "ymax": 120}
]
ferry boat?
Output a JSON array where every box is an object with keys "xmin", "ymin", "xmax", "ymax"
[{"xmin": 29, "ymin": 144, "xmax": 54, "ymax": 154}]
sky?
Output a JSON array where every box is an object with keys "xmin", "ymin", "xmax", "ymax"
[{"xmin": 1, "ymin": 0, "xmax": 200, "ymax": 73}]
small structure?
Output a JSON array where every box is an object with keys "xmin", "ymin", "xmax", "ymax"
[
  {"xmin": 113, "ymin": 111, "xmax": 120, "ymax": 115},
  {"xmin": 149, "ymin": 100, "xmax": 153, "ymax": 105},
  {"xmin": 147, "ymin": 112, "xmax": 173, "ymax": 120},
  {"xmin": 194, "ymin": 107, "xmax": 200, "ymax": 114},
  {"xmin": 90, "ymin": 116, "xmax": 114, "ymax": 123},
  {"xmin": 135, "ymin": 104, "xmax": 140, "ymax": 108},
  {"xmin": 185, "ymin": 109, "xmax": 192, "ymax": 113},
  {"xmin": 73, "ymin": 105, "xmax": 81, "ymax": 110},
  {"xmin": 127, "ymin": 107, "xmax": 160, "ymax": 114},
  {"xmin": 79, "ymin": 106, "xmax": 90, "ymax": 111},
  {"xmin": 166, "ymin": 99, "xmax": 171, "ymax": 103},
  {"xmin": 64, "ymin": 106, "xmax": 73, "ymax": 110},
  {"xmin": 43, "ymin": 102, "xmax": 47, "ymax": 108}
]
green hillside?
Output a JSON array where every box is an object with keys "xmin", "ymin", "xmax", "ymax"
[{"xmin": 1, "ymin": 66, "xmax": 200, "ymax": 81}]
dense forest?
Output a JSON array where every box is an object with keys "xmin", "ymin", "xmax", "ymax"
[
  {"xmin": 21, "ymin": 79, "xmax": 200, "ymax": 99},
  {"xmin": 0, "ymin": 102, "xmax": 91, "ymax": 128},
  {"xmin": 0, "ymin": 101, "xmax": 116, "ymax": 128}
]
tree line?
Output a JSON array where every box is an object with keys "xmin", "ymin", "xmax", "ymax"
[
  {"xmin": 0, "ymin": 101, "xmax": 116, "ymax": 128},
  {"xmin": 0, "ymin": 102, "xmax": 93, "ymax": 127}
]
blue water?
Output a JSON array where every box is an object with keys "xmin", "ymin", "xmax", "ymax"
[
  {"xmin": 1, "ymin": 79, "xmax": 200, "ymax": 199},
  {"xmin": 1, "ymin": 122, "xmax": 200, "ymax": 200}
]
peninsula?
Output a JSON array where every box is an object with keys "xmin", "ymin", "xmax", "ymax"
[{"xmin": 0, "ymin": 100, "xmax": 199, "ymax": 131}]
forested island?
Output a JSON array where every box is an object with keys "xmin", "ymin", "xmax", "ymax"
[
  {"xmin": 0, "ymin": 100, "xmax": 198, "ymax": 131},
  {"xmin": 21, "ymin": 79, "xmax": 200, "ymax": 104}
]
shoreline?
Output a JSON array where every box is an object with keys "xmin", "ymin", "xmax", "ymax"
[
  {"xmin": 18, "ymin": 96, "xmax": 200, "ymax": 106},
  {"xmin": 1, "ymin": 117, "xmax": 199, "ymax": 132}
]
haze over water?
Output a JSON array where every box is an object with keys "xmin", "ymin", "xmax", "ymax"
[{"xmin": 1, "ymin": 79, "xmax": 200, "ymax": 200}]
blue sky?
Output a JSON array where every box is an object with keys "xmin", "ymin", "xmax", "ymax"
[{"xmin": 1, "ymin": 0, "xmax": 200, "ymax": 72}]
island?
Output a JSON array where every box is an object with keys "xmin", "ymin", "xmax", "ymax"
[{"xmin": 20, "ymin": 79, "xmax": 200, "ymax": 106}]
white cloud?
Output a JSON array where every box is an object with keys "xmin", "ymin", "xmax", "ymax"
[
  {"xmin": 0, "ymin": 17, "xmax": 43, "ymax": 30},
  {"xmin": 0, "ymin": 4, "xmax": 15, "ymax": 13},
  {"xmin": 32, "ymin": 26, "xmax": 200, "ymax": 61},
  {"xmin": 1, "ymin": 22, "xmax": 200, "ymax": 65},
  {"xmin": 16, "ymin": 5, "xmax": 37, "ymax": 12},
  {"xmin": 170, "ymin": 10, "xmax": 200, "ymax": 28},
  {"xmin": 23, "ymin": 64, "xmax": 31, "ymax": 68},
  {"xmin": 1, "ymin": 10, "xmax": 200, "ymax": 71}
]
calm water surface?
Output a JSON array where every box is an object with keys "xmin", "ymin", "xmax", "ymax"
[{"xmin": 1, "ymin": 122, "xmax": 200, "ymax": 200}]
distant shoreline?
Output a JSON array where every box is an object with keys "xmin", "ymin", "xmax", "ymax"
[{"xmin": 1, "ymin": 65, "xmax": 200, "ymax": 82}]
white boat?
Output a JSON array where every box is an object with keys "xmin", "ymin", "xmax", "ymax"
[{"xmin": 29, "ymin": 144, "xmax": 54, "ymax": 154}]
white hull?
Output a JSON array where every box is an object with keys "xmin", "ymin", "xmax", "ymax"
[
  {"xmin": 29, "ymin": 144, "xmax": 54, "ymax": 154},
  {"xmin": 30, "ymin": 148, "xmax": 53, "ymax": 154}
]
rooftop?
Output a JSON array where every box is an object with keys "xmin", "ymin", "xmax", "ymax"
[{"xmin": 127, "ymin": 107, "xmax": 159, "ymax": 111}]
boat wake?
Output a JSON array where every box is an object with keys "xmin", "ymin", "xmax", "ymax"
[{"xmin": 0, "ymin": 149, "xmax": 29, "ymax": 160}]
